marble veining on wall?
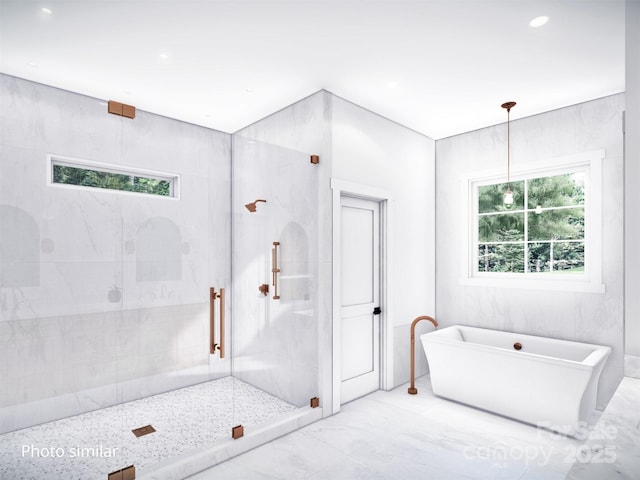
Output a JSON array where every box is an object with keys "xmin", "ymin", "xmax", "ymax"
[
  {"xmin": 435, "ymin": 94, "xmax": 625, "ymax": 409},
  {"xmin": 0, "ymin": 74, "xmax": 232, "ymax": 426}
]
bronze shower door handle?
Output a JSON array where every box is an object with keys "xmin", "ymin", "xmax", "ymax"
[
  {"xmin": 272, "ymin": 241, "xmax": 280, "ymax": 300},
  {"xmin": 210, "ymin": 287, "xmax": 225, "ymax": 358}
]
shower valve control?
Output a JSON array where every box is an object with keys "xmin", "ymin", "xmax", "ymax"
[{"xmin": 373, "ymin": 307, "xmax": 381, "ymax": 315}]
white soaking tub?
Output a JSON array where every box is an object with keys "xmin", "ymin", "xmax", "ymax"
[{"xmin": 420, "ymin": 325, "xmax": 611, "ymax": 436}]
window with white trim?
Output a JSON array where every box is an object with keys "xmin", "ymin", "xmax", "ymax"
[
  {"xmin": 467, "ymin": 151, "xmax": 604, "ymax": 292},
  {"xmin": 49, "ymin": 156, "xmax": 178, "ymax": 198}
]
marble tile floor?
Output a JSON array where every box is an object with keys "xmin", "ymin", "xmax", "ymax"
[
  {"xmin": 566, "ymin": 377, "xmax": 640, "ymax": 480},
  {"xmin": 624, "ymin": 354, "xmax": 640, "ymax": 379},
  {"xmin": 0, "ymin": 377, "xmax": 297, "ymax": 480},
  {"xmin": 189, "ymin": 375, "xmax": 640, "ymax": 480}
]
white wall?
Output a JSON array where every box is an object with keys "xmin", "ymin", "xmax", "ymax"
[
  {"xmin": 435, "ymin": 94, "xmax": 625, "ymax": 409},
  {"xmin": 330, "ymin": 95, "xmax": 436, "ymax": 386},
  {"xmin": 0, "ymin": 74, "xmax": 232, "ymax": 432},
  {"xmin": 624, "ymin": 0, "xmax": 640, "ymax": 370}
]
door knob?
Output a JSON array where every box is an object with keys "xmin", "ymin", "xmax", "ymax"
[{"xmin": 373, "ymin": 307, "xmax": 381, "ymax": 315}]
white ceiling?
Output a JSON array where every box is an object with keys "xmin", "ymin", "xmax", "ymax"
[{"xmin": 0, "ymin": 0, "xmax": 625, "ymax": 139}]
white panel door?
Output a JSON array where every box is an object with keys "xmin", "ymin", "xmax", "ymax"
[{"xmin": 340, "ymin": 196, "xmax": 380, "ymax": 404}]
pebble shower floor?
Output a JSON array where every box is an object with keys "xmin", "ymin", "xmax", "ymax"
[{"xmin": 0, "ymin": 377, "xmax": 296, "ymax": 479}]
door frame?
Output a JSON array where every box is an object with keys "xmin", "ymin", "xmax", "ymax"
[{"xmin": 331, "ymin": 178, "xmax": 394, "ymax": 414}]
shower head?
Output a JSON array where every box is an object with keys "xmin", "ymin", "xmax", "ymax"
[{"xmin": 245, "ymin": 199, "xmax": 267, "ymax": 212}]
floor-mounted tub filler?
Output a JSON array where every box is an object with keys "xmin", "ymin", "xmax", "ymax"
[{"xmin": 421, "ymin": 325, "xmax": 611, "ymax": 437}]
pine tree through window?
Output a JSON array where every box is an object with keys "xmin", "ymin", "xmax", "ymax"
[
  {"xmin": 476, "ymin": 171, "xmax": 586, "ymax": 275},
  {"xmin": 50, "ymin": 157, "xmax": 177, "ymax": 198}
]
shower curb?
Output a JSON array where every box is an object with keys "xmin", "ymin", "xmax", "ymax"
[{"xmin": 137, "ymin": 407, "xmax": 323, "ymax": 479}]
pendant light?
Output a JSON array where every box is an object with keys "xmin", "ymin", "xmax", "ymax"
[{"xmin": 501, "ymin": 101, "xmax": 516, "ymax": 209}]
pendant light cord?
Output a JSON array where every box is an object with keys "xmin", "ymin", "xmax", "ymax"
[
  {"xmin": 501, "ymin": 101, "xmax": 516, "ymax": 192},
  {"xmin": 507, "ymin": 107, "xmax": 510, "ymax": 191}
]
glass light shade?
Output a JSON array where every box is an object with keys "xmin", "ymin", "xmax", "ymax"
[
  {"xmin": 503, "ymin": 190, "xmax": 514, "ymax": 209},
  {"xmin": 535, "ymin": 204, "xmax": 543, "ymax": 214}
]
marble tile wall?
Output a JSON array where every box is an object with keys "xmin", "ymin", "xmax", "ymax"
[
  {"xmin": 435, "ymin": 94, "xmax": 626, "ymax": 409},
  {"xmin": 0, "ymin": 74, "xmax": 232, "ymax": 431}
]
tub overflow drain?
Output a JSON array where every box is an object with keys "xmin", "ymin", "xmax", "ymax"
[{"xmin": 513, "ymin": 342, "xmax": 522, "ymax": 351}]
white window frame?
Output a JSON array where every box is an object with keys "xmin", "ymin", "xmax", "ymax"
[
  {"xmin": 47, "ymin": 154, "xmax": 180, "ymax": 199},
  {"xmin": 461, "ymin": 149, "xmax": 604, "ymax": 293}
]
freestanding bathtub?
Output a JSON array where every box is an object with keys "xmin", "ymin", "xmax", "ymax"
[{"xmin": 421, "ymin": 325, "xmax": 611, "ymax": 436}]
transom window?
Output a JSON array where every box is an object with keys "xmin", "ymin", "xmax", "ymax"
[
  {"xmin": 467, "ymin": 150, "xmax": 604, "ymax": 292},
  {"xmin": 49, "ymin": 156, "xmax": 178, "ymax": 198}
]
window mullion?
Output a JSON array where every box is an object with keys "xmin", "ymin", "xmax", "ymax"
[{"xmin": 524, "ymin": 179, "xmax": 529, "ymax": 273}]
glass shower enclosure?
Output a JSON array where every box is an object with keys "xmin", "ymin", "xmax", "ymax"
[{"xmin": 0, "ymin": 75, "xmax": 321, "ymax": 479}]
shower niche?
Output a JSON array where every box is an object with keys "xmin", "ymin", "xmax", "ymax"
[{"xmin": 279, "ymin": 221, "xmax": 312, "ymax": 304}]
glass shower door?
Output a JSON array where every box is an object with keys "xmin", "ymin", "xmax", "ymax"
[{"xmin": 230, "ymin": 135, "xmax": 320, "ymax": 434}]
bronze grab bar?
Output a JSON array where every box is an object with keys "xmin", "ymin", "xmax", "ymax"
[
  {"xmin": 408, "ymin": 315, "xmax": 437, "ymax": 394},
  {"xmin": 272, "ymin": 242, "xmax": 280, "ymax": 300},
  {"xmin": 210, "ymin": 287, "xmax": 225, "ymax": 358}
]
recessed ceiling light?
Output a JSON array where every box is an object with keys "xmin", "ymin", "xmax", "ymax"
[
  {"xmin": 245, "ymin": 88, "xmax": 253, "ymax": 93},
  {"xmin": 529, "ymin": 16, "xmax": 549, "ymax": 28},
  {"xmin": 159, "ymin": 53, "xmax": 169, "ymax": 61},
  {"xmin": 41, "ymin": 7, "xmax": 52, "ymax": 15},
  {"xmin": 388, "ymin": 81, "xmax": 399, "ymax": 89}
]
